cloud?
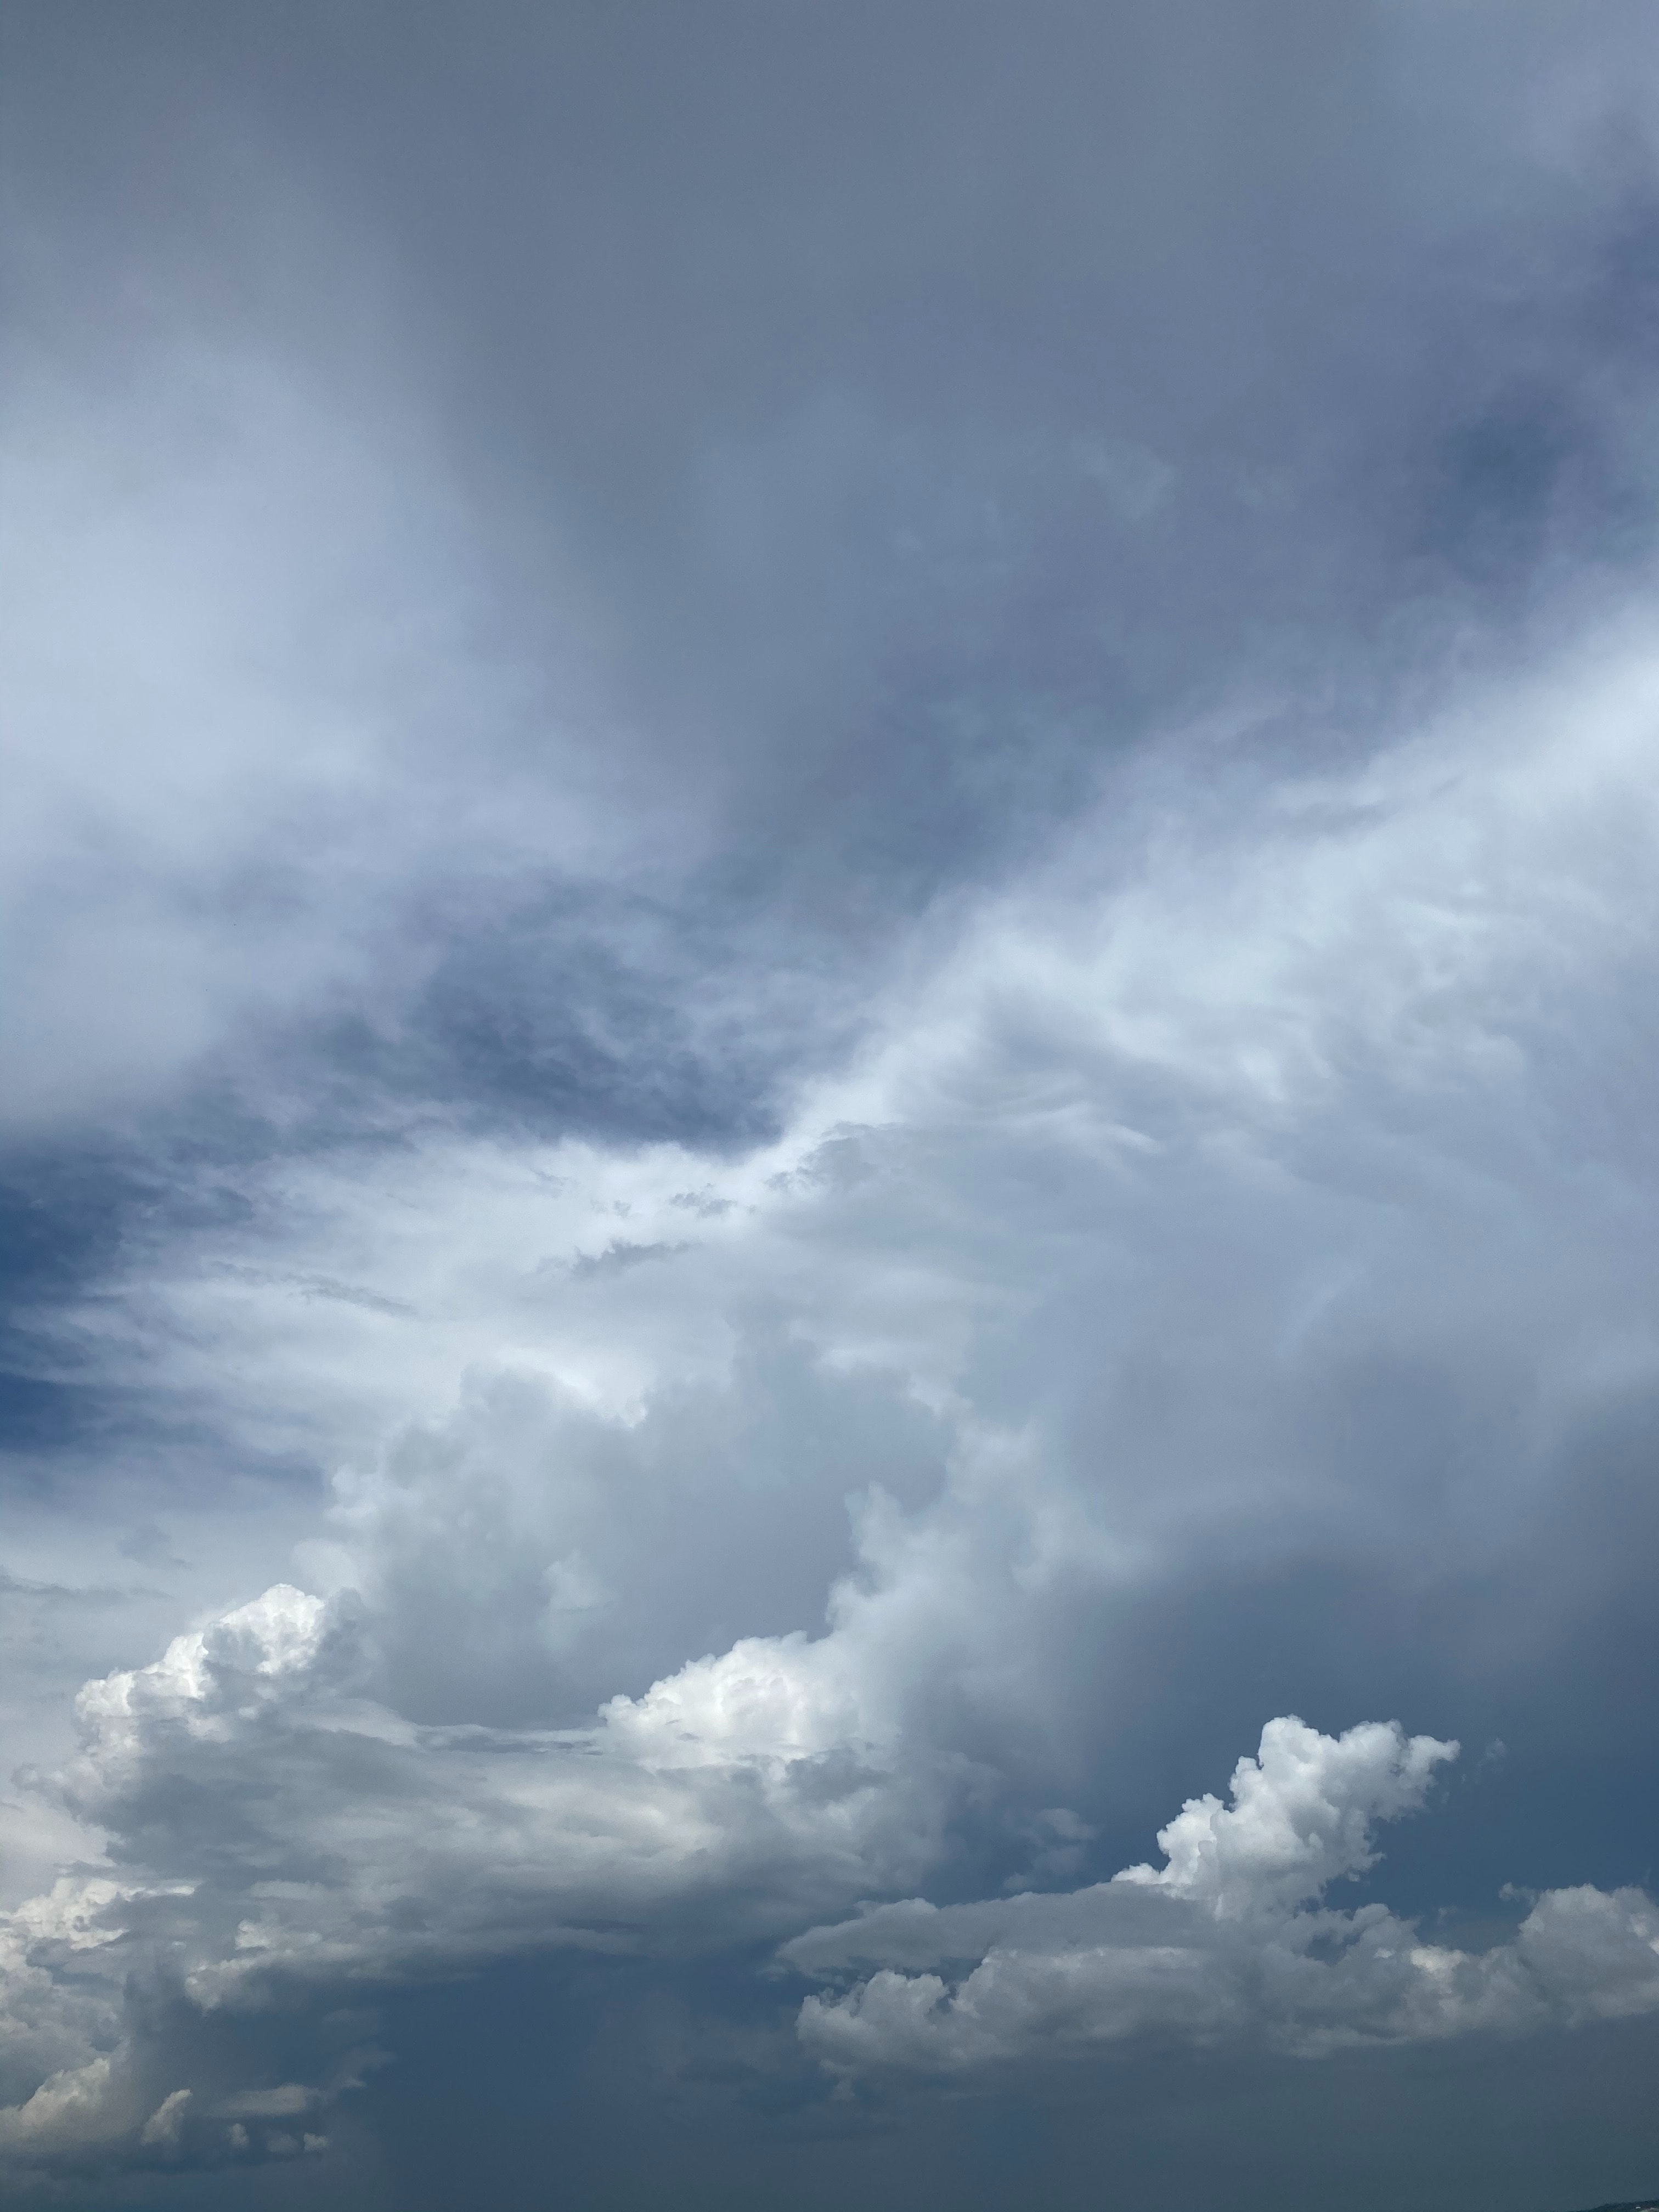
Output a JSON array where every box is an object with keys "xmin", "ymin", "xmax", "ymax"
[
  {"xmin": 6, "ymin": 5, "xmax": 1659, "ymax": 2197},
  {"xmin": 47, "ymin": 612, "xmax": 1657, "ymax": 1686},
  {"xmin": 0, "ymin": 1556, "xmax": 950, "ymax": 2171},
  {"xmin": 137, "ymin": 2086, "xmax": 190, "ymax": 2148},
  {"xmin": 5, "ymin": 1675, "xmax": 1656, "ymax": 2171},
  {"xmin": 2, "ymin": 601, "xmax": 1643, "ymax": 2172},
  {"xmin": 788, "ymin": 1719, "xmax": 1659, "ymax": 2075},
  {"xmin": 0, "ymin": 2056, "xmax": 131, "ymax": 2159}
]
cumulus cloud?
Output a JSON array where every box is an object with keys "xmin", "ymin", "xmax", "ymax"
[
  {"xmin": 6, "ymin": 1677, "xmax": 1657, "ymax": 2171},
  {"xmin": 0, "ymin": 1567, "xmax": 945, "ymax": 2169},
  {"xmin": 788, "ymin": 1719, "xmax": 1659, "ymax": 2074}
]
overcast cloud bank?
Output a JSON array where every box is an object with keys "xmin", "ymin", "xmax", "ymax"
[{"xmin": 5, "ymin": 3, "xmax": 1659, "ymax": 2205}]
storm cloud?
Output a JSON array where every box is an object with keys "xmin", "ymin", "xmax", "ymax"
[{"xmin": 4, "ymin": 4, "xmax": 1659, "ymax": 2208}]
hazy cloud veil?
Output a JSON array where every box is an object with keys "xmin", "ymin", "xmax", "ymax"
[{"xmin": 3, "ymin": 5, "xmax": 1659, "ymax": 2208}]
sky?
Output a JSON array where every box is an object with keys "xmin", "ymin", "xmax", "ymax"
[{"xmin": 3, "ymin": 4, "xmax": 1659, "ymax": 2207}]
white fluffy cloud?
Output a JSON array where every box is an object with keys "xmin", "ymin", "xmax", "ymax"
[
  {"xmin": 0, "ymin": 1561, "xmax": 945, "ymax": 2170},
  {"xmin": 789, "ymin": 1718, "xmax": 1659, "ymax": 2074}
]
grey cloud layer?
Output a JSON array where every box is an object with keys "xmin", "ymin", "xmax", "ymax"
[{"xmin": 7, "ymin": 1, "xmax": 1659, "ymax": 1153}]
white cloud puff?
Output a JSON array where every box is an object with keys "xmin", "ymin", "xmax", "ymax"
[
  {"xmin": 788, "ymin": 1718, "xmax": 1659, "ymax": 2074},
  {"xmin": 0, "ymin": 1564, "xmax": 948, "ymax": 2168}
]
